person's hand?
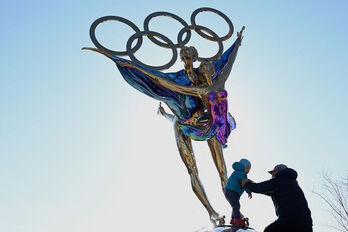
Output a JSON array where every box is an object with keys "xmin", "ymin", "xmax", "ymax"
[
  {"xmin": 248, "ymin": 193, "xmax": 252, "ymax": 199},
  {"xmin": 157, "ymin": 102, "xmax": 165, "ymax": 115},
  {"xmin": 237, "ymin": 26, "xmax": 245, "ymax": 39},
  {"xmin": 241, "ymin": 178, "xmax": 248, "ymax": 187}
]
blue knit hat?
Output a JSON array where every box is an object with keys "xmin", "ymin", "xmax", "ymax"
[{"xmin": 239, "ymin": 158, "xmax": 251, "ymax": 168}]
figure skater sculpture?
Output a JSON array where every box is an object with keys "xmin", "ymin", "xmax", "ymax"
[{"xmin": 83, "ymin": 7, "xmax": 244, "ymax": 226}]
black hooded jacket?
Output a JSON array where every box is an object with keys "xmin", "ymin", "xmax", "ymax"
[{"xmin": 245, "ymin": 168, "xmax": 312, "ymax": 226}]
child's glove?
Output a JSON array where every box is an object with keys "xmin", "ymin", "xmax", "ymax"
[
  {"xmin": 248, "ymin": 192, "xmax": 252, "ymax": 199},
  {"xmin": 241, "ymin": 178, "xmax": 248, "ymax": 187}
]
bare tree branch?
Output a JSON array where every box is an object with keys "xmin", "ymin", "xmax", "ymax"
[{"xmin": 313, "ymin": 172, "xmax": 348, "ymax": 232}]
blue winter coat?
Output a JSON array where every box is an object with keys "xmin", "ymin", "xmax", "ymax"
[{"xmin": 225, "ymin": 162, "xmax": 250, "ymax": 195}]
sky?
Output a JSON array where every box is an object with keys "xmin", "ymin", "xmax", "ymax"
[{"xmin": 0, "ymin": 1, "xmax": 347, "ymax": 232}]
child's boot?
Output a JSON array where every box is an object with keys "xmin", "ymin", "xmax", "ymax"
[{"xmin": 230, "ymin": 217, "xmax": 246, "ymax": 227}]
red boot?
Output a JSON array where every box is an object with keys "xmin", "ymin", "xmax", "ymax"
[{"xmin": 230, "ymin": 218, "xmax": 246, "ymax": 227}]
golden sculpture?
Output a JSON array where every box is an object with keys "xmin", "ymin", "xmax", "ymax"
[{"xmin": 84, "ymin": 8, "xmax": 244, "ymax": 226}]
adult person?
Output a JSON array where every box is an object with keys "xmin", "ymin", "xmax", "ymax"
[{"xmin": 241, "ymin": 164, "xmax": 313, "ymax": 232}]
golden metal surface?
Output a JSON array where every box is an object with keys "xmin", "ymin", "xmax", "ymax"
[
  {"xmin": 208, "ymin": 137, "xmax": 227, "ymax": 192},
  {"xmin": 174, "ymin": 119, "xmax": 224, "ymax": 226},
  {"xmin": 84, "ymin": 27, "xmax": 245, "ymax": 226}
]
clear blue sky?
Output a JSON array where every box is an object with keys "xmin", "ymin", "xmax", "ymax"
[{"xmin": 0, "ymin": 1, "xmax": 347, "ymax": 232}]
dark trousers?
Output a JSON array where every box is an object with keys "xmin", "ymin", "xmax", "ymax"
[
  {"xmin": 264, "ymin": 218, "xmax": 313, "ymax": 232},
  {"xmin": 224, "ymin": 189, "xmax": 241, "ymax": 218}
]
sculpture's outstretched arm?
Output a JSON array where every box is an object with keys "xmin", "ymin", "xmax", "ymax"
[
  {"xmin": 117, "ymin": 60, "xmax": 204, "ymax": 96},
  {"xmin": 157, "ymin": 102, "xmax": 175, "ymax": 122},
  {"xmin": 82, "ymin": 47, "xmax": 205, "ymax": 97},
  {"xmin": 213, "ymin": 26, "xmax": 245, "ymax": 86}
]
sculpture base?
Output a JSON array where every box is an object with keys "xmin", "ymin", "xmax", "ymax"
[{"xmin": 213, "ymin": 225, "xmax": 257, "ymax": 232}]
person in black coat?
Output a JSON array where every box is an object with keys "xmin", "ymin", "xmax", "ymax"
[{"xmin": 241, "ymin": 164, "xmax": 313, "ymax": 232}]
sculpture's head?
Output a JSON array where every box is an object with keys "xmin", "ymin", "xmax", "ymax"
[
  {"xmin": 180, "ymin": 46, "xmax": 198, "ymax": 83},
  {"xmin": 180, "ymin": 46, "xmax": 198, "ymax": 63},
  {"xmin": 199, "ymin": 60, "xmax": 215, "ymax": 86}
]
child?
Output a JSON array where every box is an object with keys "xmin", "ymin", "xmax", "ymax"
[{"xmin": 224, "ymin": 158, "xmax": 252, "ymax": 227}]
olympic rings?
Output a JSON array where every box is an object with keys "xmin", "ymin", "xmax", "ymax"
[
  {"xmin": 143, "ymin": 11, "xmax": 191, "ymax": 48},
  {"xmin": 90, "ymin": 16, "xmax": 142, "ymax": 56},
  {"xmin": 191, "ymin": 7, "xmax": 234, "ymax": 41},
  {"xmin": 126, "ymin": 31, "xmax": 178, "ymax": 70},
  {"xmin": 177, "ymin": 25, "xmax": 223, "ymax": 62},
  {"xmin": 88, "ymin": 8, "xmax": 234, "ymax": 70}
]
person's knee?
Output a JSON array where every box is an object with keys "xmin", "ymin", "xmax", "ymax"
[
  {"xmin": 264, "ymin": 226, "xmax": 279, "ymax": 232},
  {"xmin": 263, "ymin": 222, "xmax": 278, "ymax": 232}
]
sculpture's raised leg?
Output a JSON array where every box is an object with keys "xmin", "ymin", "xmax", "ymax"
[
  {"xmin": 174, "ymin": 120, "xmax": 224, "ymax": 226},
  {"xmin": 207, "ymin": 137, "xmax": 228, "ymax": 193}
]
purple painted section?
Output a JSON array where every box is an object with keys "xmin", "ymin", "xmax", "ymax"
[
  {"xmin": 209, "ymin": 90, "xmax": 235, "ymax": 145},
  {"xmin": 179, "ymin": 90, "xmax": 236, "ymax": 146}
]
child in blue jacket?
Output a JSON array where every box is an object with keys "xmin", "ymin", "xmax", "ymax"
[{"xmin": 224, "ymin": 158, "xmax": 252, "ymax": 227}]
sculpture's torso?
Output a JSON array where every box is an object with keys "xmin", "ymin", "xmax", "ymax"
[{"xmin": 178, "ymin": 89, "xmax": 235, "ymax": 145}]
